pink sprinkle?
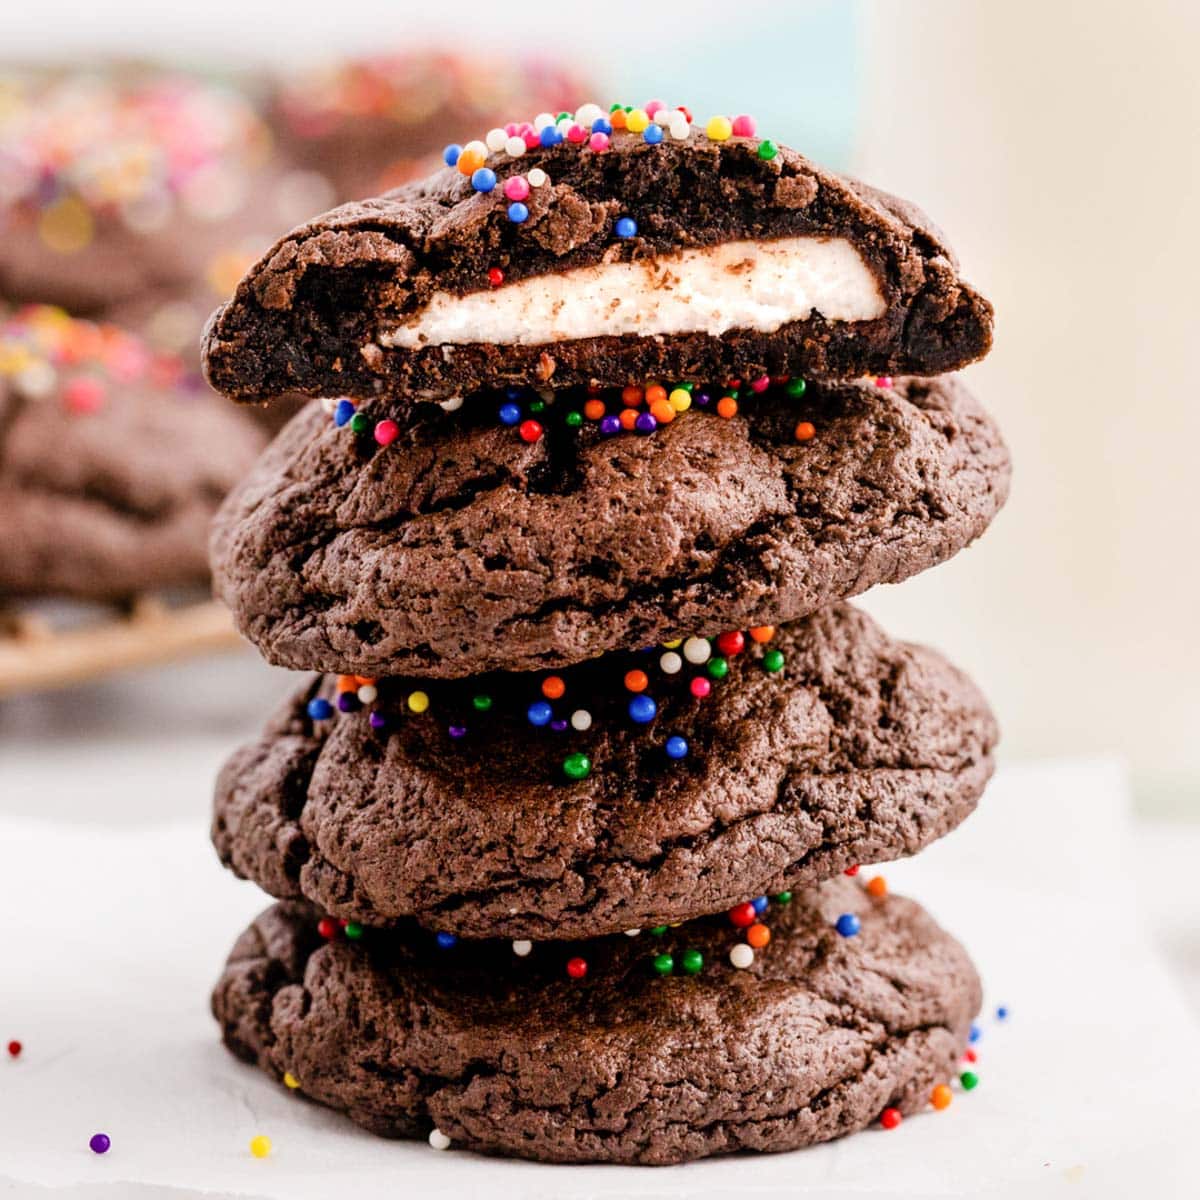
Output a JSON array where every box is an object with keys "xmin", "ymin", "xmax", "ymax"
[
  {"xmin": 503, "ymin": 175, "xmax": 531, "ymax": 201},
  {"xmin": 588, "ymin": 132, "xmax": 610, "ymax": 153},
  {"xmin": 731, "ymin": 114, "xmax": 757, "ymax": 137},
  {"xmin": 566, "ymin": 123, "xmax": 587, "ymax": 143},
  {"xmin": 875, "ymin": 376, "xmax": 893, "ymax": 389},
  {"xmin": 505, "ymin": 123, "xmax": 518, "ymax": 135},
  {"xmin": 749, "ymin": 375, "xmax": 770, "ymax": 393},
  {"xmin": 63, "ymin": 377, "xmax": 106, "ymax": 414},
  {"xmin": 689, "ymin": 677, "xmax": 712, "ymax": 699},
  {"xmin": 374, "ymin": 419, "xmax": 399, "ymax": 446},
  {"xmin": 645, "ymin": 99, "xmax": 665, "ymax": 117}
]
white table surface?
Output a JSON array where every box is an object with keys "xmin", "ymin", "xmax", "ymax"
[{"xmin": 1, "ymin": 651, "xmax": 1198, "ymax": 1198}]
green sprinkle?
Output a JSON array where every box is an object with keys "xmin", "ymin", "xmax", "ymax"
[
  {"xmin": 652, "ymin": 953, "xmax": 674, "ymax": 976},
  {"xmin": 757, "ymin": 139, "xmax": 778, "ymax": 161},
  {"xmin": 349, "ymin": 413, "xmax": 369, "ymax": 434},
  {"xmin": 680, "ymin": 948, "xmax": 704, "ymax": 975},
  {"xmin": 562, "ymin": 752, "xmax": 591, "ymax": 781},
  {"xmin": 565, "ymin": 410, "xmax": 583, "ymax": 429},
  {"xmin": 344, "ymin": 922, "xmax": 364, "ymax": 941},
  {"xmin": 557, "ymin": 112, "xmax": 571, "ymax": 121},
  {"xmin": 774, "ymin": 891, "xmax": 793, "ymax": 904},
  {"xmin": 610, "ymin": 103, "xmax": 623, "ymax": 113},
  {"xmin": 678, "ymin": 381, "xmax": 695, "ymax": 392},
  {"xmin": 763, "ymin": 649, "xmax": 785, "ymax": 673},
  {"xmin": 528, "ymin": 399, "xmax": 546, "ymax": 415},
  {"xmin": 706, "ymin": 656, "xmax": 729, "ymax": 681},
  {"xmin": 472, "ymin": 694, "xmax": 493, "ymax": 712},
  {"xmin": 960, "ymin": 1071, "xmax": 979, "ymax": 1091},
  {"xmin": 650, "ymin": 925, "xmax": 668, "ymax": 937},
  {"xmin": 786, "ymin": 377, "xmax": 808, "ymax": 397}
]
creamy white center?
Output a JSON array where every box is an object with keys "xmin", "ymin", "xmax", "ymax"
[{"xmin": 381, "ymin": 236, "xmax": 885, "ymax": 350}]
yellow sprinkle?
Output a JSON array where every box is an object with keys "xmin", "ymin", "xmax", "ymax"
[
  {"xmin": 662, "ymin": 639, "xmax": 682, "ymax": 649},
  {"xmin": 407, "ymin": 691, "xmax": 430, "ymax": 714},
  {"xmin": 625, "ymin": 108, "xmax": 650, "ymax": 133},
  {"xmin": 668, "ymin": 388, "xmax": 692, "ymax": 413},
  {"xmin": 283, "ymin": 1072, "xmax": 300, "ymax": 1090},
  {"xmin": 38, "ymin": 197, "xmax": 93, "ymax": 254},
  {"xmin": 249, "ymin": 1134, "xmax": 272, "ymax": 1158},
  {"xmin": 706, "ymin": 115, "xmax": 733, "ymax": 142}
]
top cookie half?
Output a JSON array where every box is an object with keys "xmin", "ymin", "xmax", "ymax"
[{"xmin": 202, "ymin": 102, "xmax": 993, "ymax": 408}]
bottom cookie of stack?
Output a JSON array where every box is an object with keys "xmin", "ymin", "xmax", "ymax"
[{"xmin": 213, "ymin": 876, "xmax": 979, "ymax": 1165}]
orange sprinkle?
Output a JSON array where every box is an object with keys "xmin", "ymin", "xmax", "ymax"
[
  {"xmin": 618, "ymin": 408, "xmax": 639, "ymax": 430},
  {"xmin": 748, "ymin": 626, "xmax": 775, "ymax": 644},
  {"xmin": 624, "ymin": 669, "xmax": 649, "ymax": 693},
  {"xmin": 746, "ymin": 923, "xmax": 771, "ymax": 949},
  {"xmin": 866, "ymin": 875, "xmax": 888, "ymax": 898},
  {"xmin": 716, "ymin": 396, "xmax": 738, "ymax": 419},
  {"xmin": 541, "ymin": 676, "xmax": 566, "ymax": 700},
  {"xmin": 336, "ymin": 675, "xmax": 358, "ymax": 693},
  {"xmin": 610, "ymin": 110, "xmax": 627, "ymax": 129},
  {"xmin": 621, "ymin": 385, "xmax": 643, "ymax": 407},
  {"xmin": 931, "ymin": 1084, "xmax": 953, "ymax": 1111},
  {"xmin": 794, "ymin": 421, "xmax": 816, "ymax": 441},
  {"xmin": 457, "ymin": 148, "xmax": 486, "ymax": 175},
  {"xmin": 584, "ymin": 398, "xmax": 606, "ymax": 420},
  {"xmin": 649, "ymin": 399, "xmax": 675, "ymax": 424},
  {"xmin": 644, "ymin": 384, "xmax": 667, "ymax": 406}
]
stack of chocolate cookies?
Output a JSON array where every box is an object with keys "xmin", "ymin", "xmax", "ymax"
[{"xmin": 203, "ymin": 102, "xmax": 1009, "ymax": 1165}]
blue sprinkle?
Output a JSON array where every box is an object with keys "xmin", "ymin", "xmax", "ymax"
[
  {"xmin": 752, "ymin": 895, "xmax": 769, "ymax": 915},
  {"xmin": 527, "ymin": 700, "xmax": 553, "ymax": 727},
  {"xmin": 507, "ymin": 201, "xmax": 529, "ymax": 224},
  {"xmin": 643, "ymin": 124, "xmax": 664, "ymax": 145},
  {"xmin": 539, "ymin": 126, "xmax": 562, "ymax": 147},
  {"xmin": 615, "ymin": 216, "xmax": 638, "ymax": 238},
  {"xmin": 969, "ymin": 1023, "xmax": 982, "ymax": 1043},
  {"xmin": 505, "ymin": 386, "xmax": 525, "ymax": 400},
  {"xmin": 665, "ymin": 735, "xmax": 689, "ymax": 760},
  {"xmin": 307, "ymin": 698, "xmax": 334, "ymax": 721},
  {"xmin": 591, "ymin": 117, "xmax": 613, "ymax": 135},
  {"xmin": 835, "ymin": 913, "xmax": 861, "ymax": 938},
  {"xmin": 436, "ymin": 931, "xmax": 458, "ymax": 949},
  {"xmin": 471, "ymin": 167, "xmax": 497, "ymax": 193},
  {"xmin": 996, "ymin": 1005, "xmax": 1009, "ymax": 1021},
  {"xmin": 498, "ymin": 402, "xmax": 522, "ymax": 426},
  {"xmin": 333, "ymin": 398, "xmax": 355, "ymax": 427},
  {"xmin": 443, "ymin": 144, "xmax": 462, "ymax": 166},
  {"xmin": 629, "ymin": 695, "xmax": 657, "ymax": 724}
]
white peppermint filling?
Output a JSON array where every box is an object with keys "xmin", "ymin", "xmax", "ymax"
[{"xmin": 381, "ymin": 236, "xmax": 885, "ymax": 350}]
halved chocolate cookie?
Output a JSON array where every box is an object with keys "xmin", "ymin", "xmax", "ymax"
[
  {"xmin": 211, "ymin": 373, "xmax": 1009, "ymax": 678},
  {"xmin": 202, "ymin": 107, "xmax": 993, "ymax": 408},
  {"xmin": 212, "ymin": 606, "xmax": 996, "ymax": 940},
  {"xmin": 213, "ymin": 879, "xmax": 981, "ymax": 1164}
]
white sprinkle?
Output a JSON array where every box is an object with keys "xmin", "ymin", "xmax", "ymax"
[
  {"xmin": 528, "ymin": 168, "xmax": 548, "ymax": 188},
  {"xmin": 356, "ymin": 685, "xmax": 378, "ymax": 704},
  {"xmin": 429, "ymin": 1128, "xmax": 452, "ymax": 1151},
  {"xmin": 556, "ymin": 116, "xmax": 573, "ymax": 135},
  {"xmin": 624, "ymin": 928, "xmax": 641, "ymax": 937},
  {"xmin": 570, "ymin": 709, "xmax": 592, "ymax": 732},
  {"xmin": 319, "ymin": 396, "xmax": 338, "ymax": 413},
  {"xmin": 659, "ymin": 651, "xmax": 683, "ymax": 675},
  {"xmin": 683, "ymin": 637, "xmax": 712, "ymax": 665},
  {"xmin": 462, "ymin": 140, "xmax": 488, "ymax": 160},
  {"xmin": 653, "ymin": 108, "xmax": 675, "ymax": 126},
  {"xmin": 505, "ymin": 136, "xmax": 526, "ymax": 158},
  {"xmin": 15, "ymin": 363, "xmax": 57, "ymax": 398},
  {"xmin": 512, "ymin": 939, "xmax": 533, "ymax": 957},
  {"xmin": 669, "ymin": 114, "xmax": 691, "ymax": 141},
  {"xmin": 485, "ymin": 128, "xmax": 508, "ymax": 152},
  {"xmin": 533, "ymin": 112, "xmax": 556, "ymax": 132},
  {"xmin": 729, "ymin": 943, "xmax": 754, "ymax": 970},
  {"xmin": 438, "ymin": 396, "xmax": 464, "ymax": 413},
  {"xmin": 575, "ymin": 102, "xmax": 602, "ymax": 127}
]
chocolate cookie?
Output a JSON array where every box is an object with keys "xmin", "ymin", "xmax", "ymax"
[
  {"xmin": 265, "ymin": 53, "xmax": 586, "ymax": 204},
  {"xmin": 202, "ymin": 103, "xmax": 993, "ymax": 408},
  {"xmin": 212, "ymin": 605, "xmax": 996, "ymax": 940},
  {"xmin": 0, "ymin": 306, "xmax": 264, "ymax": 599},
  {"xmin": 211, "ymin": 373, "xmax": 1009, "ymax": 678},
  {"xmin": 213, "ymin": 879, "xmax": 981, "ymax": 1164}
]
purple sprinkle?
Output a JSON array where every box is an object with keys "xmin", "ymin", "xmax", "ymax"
[
  {"xmin": 89, "ymin": 1133, "xmax": 111, "ymax": 1155},
  {"xmin": 694, "ymin": 391, "xmax": 711, "ymax": 406},
  {"xmin": 369, "ymin": 711, "xmax": 388, "ymax": 730},
  {"xmin": 550, "ymin": 719, "xmax": 569, "ymax": 732},
  {"xmin": 599, "ymin": 414, "xmax": 621, "ymax": 437},
  {"xmin": 448, "ymin": 724, "xmax": 468, "ymax": 739},
  {"xmin": 635, "ymin": 412, "xmax": 658, "ymax": 434},
  {"xmin": 337, "ymin": 692, "xmax": 360, "ymax": 713}
]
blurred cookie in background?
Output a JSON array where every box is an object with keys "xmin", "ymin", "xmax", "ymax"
[
  {"xmin": 0, "ymin": 304, "xmax": 264, "ymax": 601},
  {"xmin": 264, "ymin": 52, "xmax": 586, "ymax": 202}
]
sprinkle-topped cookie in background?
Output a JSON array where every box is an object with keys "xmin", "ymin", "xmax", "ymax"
[
  {"xmin": 264, "ymin": 52, "xmax": 588, "ymax": 204},
  {"xmin": 0, "ymin": 305, "xmax": 264, "ymax": 600},
  {"xmin": 202, "ymin": 99, "xmax": 994, "ymax": 411}
]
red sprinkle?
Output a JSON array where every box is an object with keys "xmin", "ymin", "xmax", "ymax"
[
  {"xmin": 374, "ymin": 419, "xmax": 399, "ymax": 446},
  {"xmin": 729, "ymin": 902, "xmax": 756, "ymax": 928},
  {"xmin": 689, "ymin": 677, "xmax": 712, "ymax": 699},
  {"xmin": 487, "ymin": 267, "xmax": 504, "ymax": 287},
  {"xmin": 317, "ymin": 918, "xmax": 338, "ymax": 940},
  {"xmin": 63, "ymin": 377, "xmax": 106, "ymax": 414},
  {"xmin": 963, "ymin": 1048, "xmax": 978, "ymax": 1063},
  {"xmin": 518, "ymin": 419, "xmax": 544, "ymax": 443},
  {"xmin": 844, "ymin": 865, "xmax": 860, "ymax": 876},
  {"xmin": 7, "ymin": 1040, "xmax": 21, "ymax": 1059},
  {"xmin": 880, "ymin": 1107, "xmax": 903, "ymax": 1130},
  {"xmin": 715, "ymin": 630, "xmax": 746, "ymax": 657},
  {"xmin": 566, "ymin": 956, "xmax": 588, "ymax": 980}
]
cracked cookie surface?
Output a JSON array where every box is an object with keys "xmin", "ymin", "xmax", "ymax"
[
  {"xmin": 212, "ymin": 605, "xmax": 997, "ymax": 939},
  {"xmin": 211, "ymin": 373, "xmax": 1009, "ymax": 677},
  {"xmin": 213, "ymin": 878, "xmax": 981, "ymax": 1164}
]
